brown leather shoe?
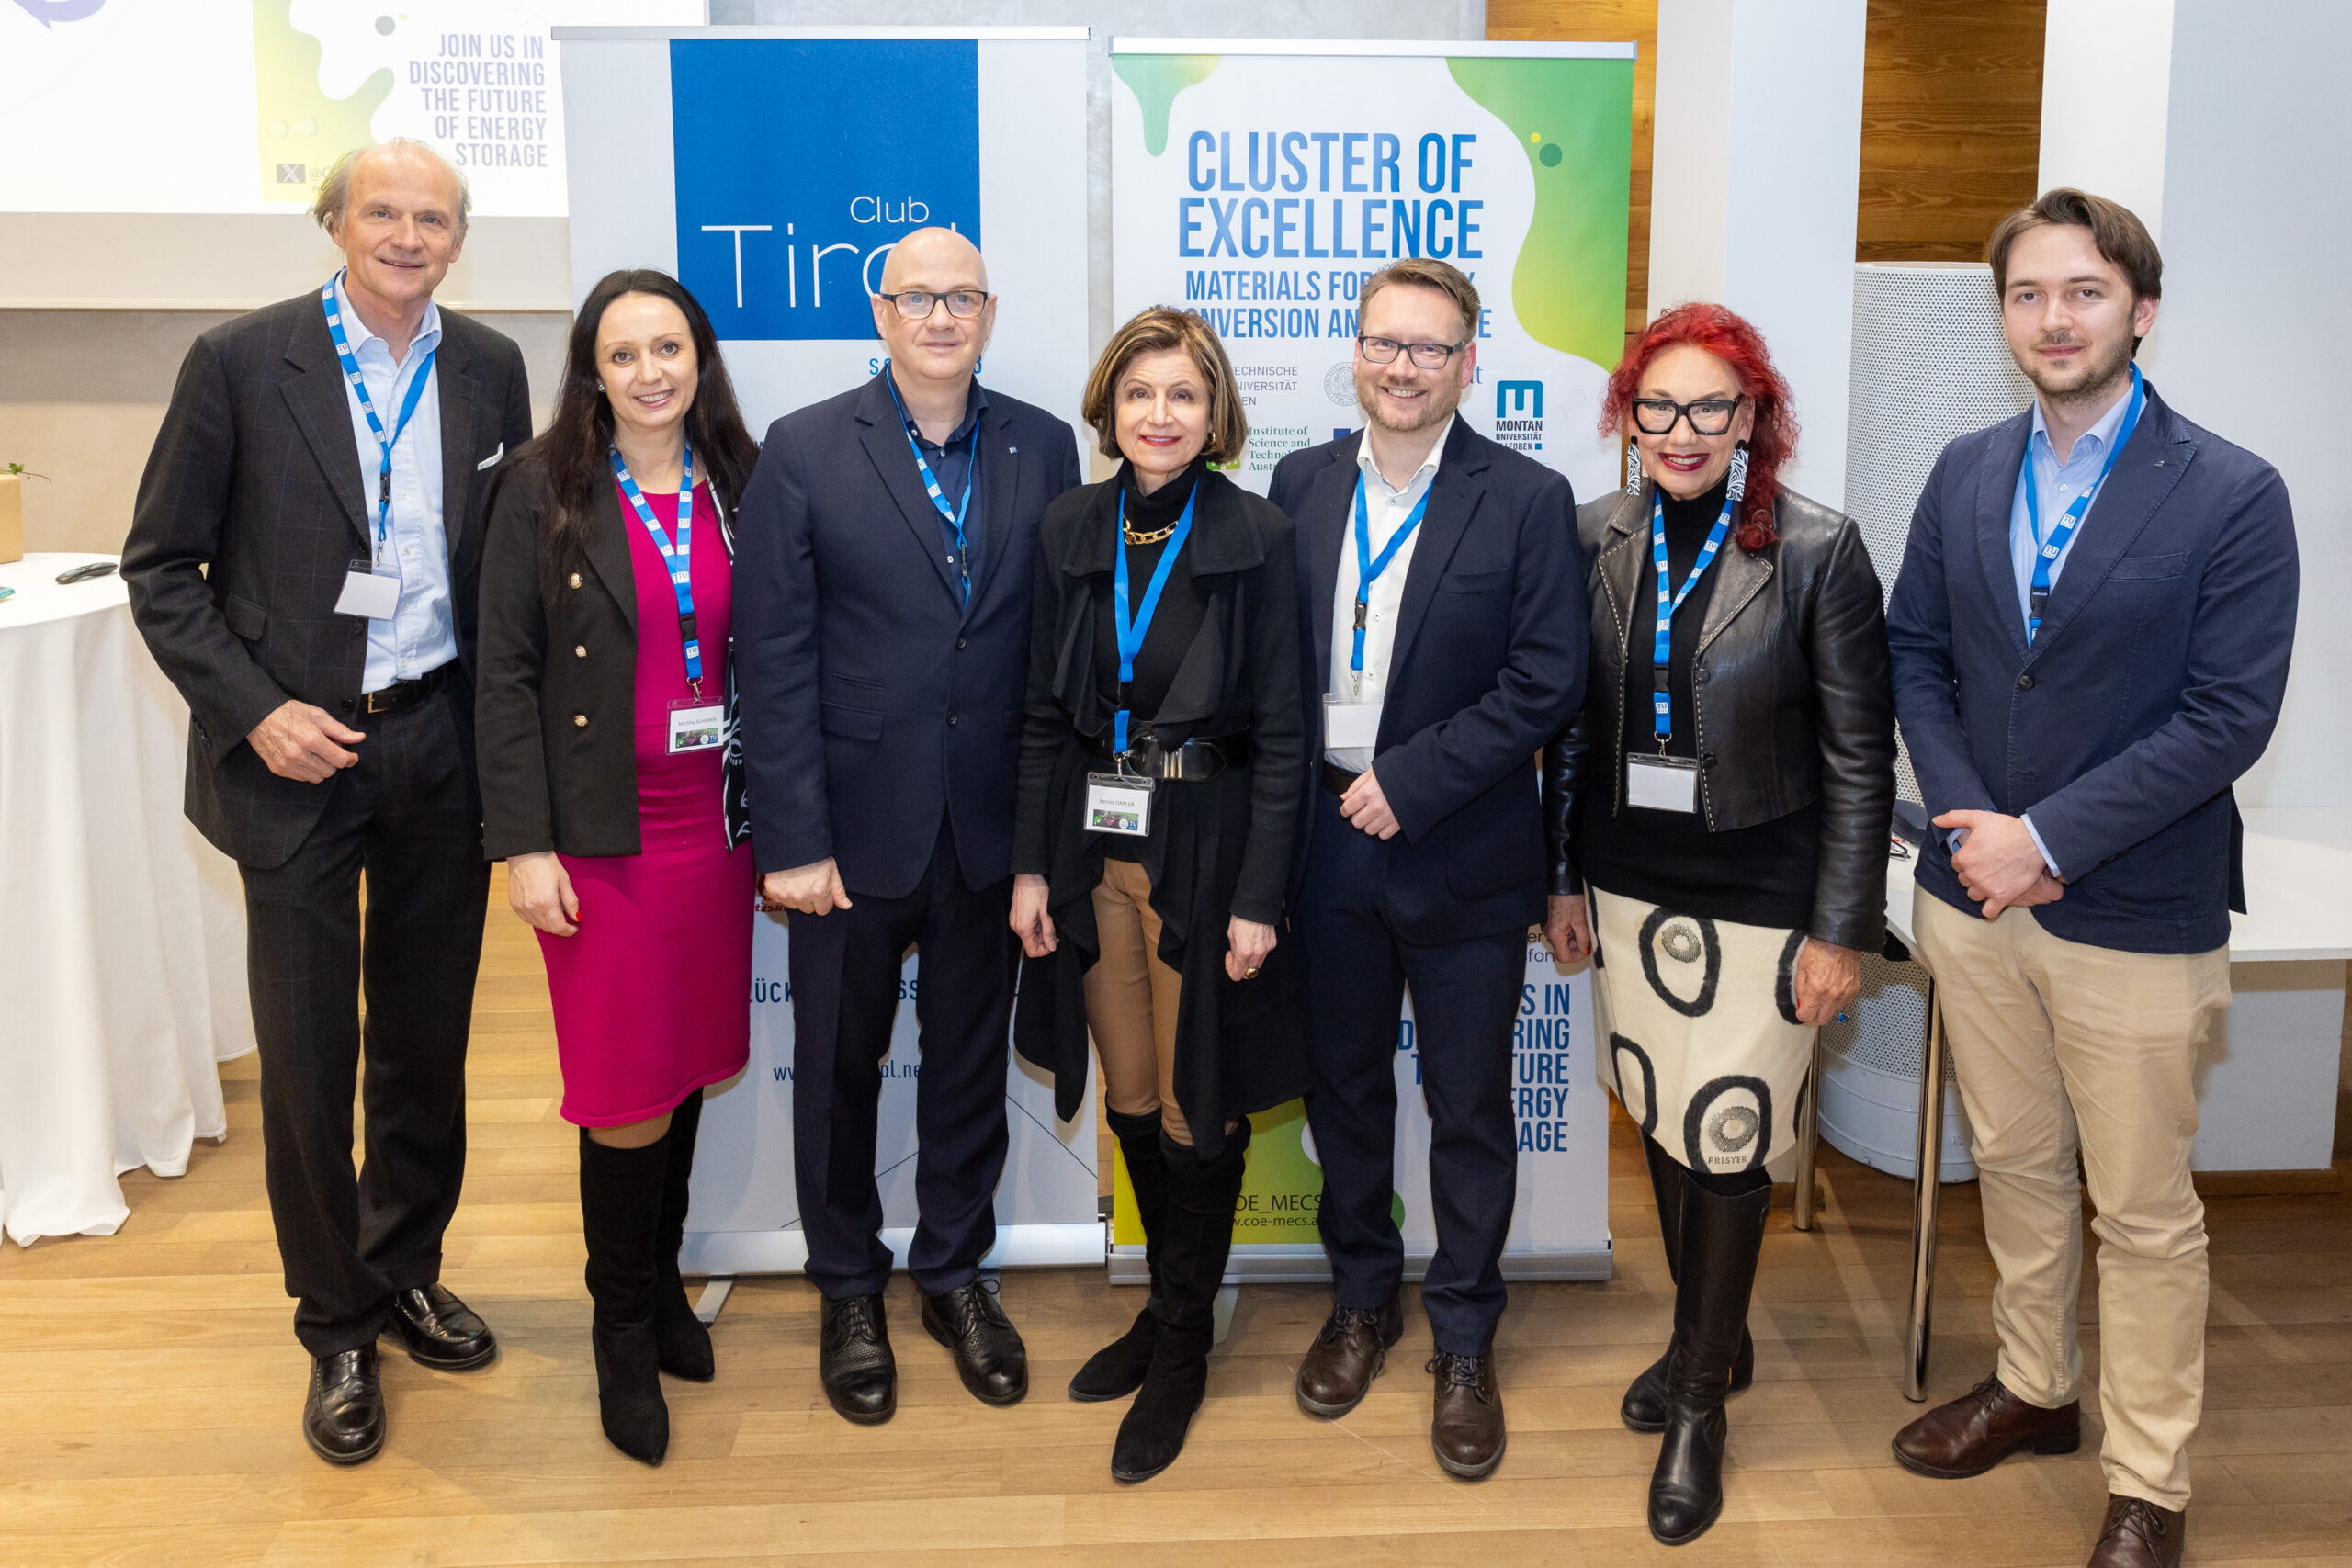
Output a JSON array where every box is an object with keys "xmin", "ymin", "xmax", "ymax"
[
  {"xmin": 2086, "ymin": 1496, "xmax": 2185, "ymax": 1568},
  {"xmin": 1428, "ymin": 1350, "xmax": 1505, "ymax": 1479},
  {"xmin": 1892, "ymin": 1371, "xmax": 2081, "ymax": 1479},
  {"xmin": 1295, "ymin": 1292, "xmax": 1405, "ymax": 1418}
]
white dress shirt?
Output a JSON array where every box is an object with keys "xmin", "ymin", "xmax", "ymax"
[
  {"xmin": 1326, "ymin": 414, "xmax": 1452, "ymax": 771},
  {"xmin": 331, "ymin": 269, "xmax": 456, "ymax": 694}
]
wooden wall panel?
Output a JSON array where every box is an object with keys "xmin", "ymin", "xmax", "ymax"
[{"xmin": 1858, "ymin": 0, "xmax": 2046, "ymax": 262}]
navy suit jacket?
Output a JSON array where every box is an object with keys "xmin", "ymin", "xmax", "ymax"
[
  {"xmin": 1885, "ymin": 381, "xmax": 2298, "ymax": 954},
  {"xmin": 734, "ymin": 373, "xmax": 1083, "ymax": 897},
  {"xmin": 1272, "ymin": 421, "xmax": 1587, "ymax": 943}
]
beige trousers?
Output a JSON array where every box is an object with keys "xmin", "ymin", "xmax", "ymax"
[
  {"xmin": 1915, "ymin": 889, "xmax": 2230, "ymax": 1508},
  {"xmin": 1084, "ymin": 859, "xmax": 1192, "ymax": 1146}
]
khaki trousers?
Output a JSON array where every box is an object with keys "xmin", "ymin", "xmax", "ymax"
[
  {"xmin": 1915, "ymin": 889, "xmax": 2230, "ymax": 1508},
  {"xmin": 1084, "ymin": 859, "xmax": 1192, "ymax": 1146}
]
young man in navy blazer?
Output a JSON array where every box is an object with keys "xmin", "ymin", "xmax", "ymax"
[
  {"xmin": 1885, "ymin": 190, "xmax": 2298, "ymax": 1568},
  {"xmin": 1272, "ymin": 258, "xmax": 1586, "ymax": 1480},
  {"xmin": 733, "ymin": 229, "xmax": 1083, "ymax": 1425}
]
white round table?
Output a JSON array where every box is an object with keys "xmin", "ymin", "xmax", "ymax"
[{"xmin": 0, "ymin": 552, "xmax": 253, "ymax": 1246}]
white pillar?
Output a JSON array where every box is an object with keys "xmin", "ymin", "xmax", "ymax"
[
  {"xmin": 1647, "ymin": 0, "xmax": 1867, "ymax": 510},
  {"xmin": 2036, "ymin": 0, "xmax": 2177, "ymax": 238}
]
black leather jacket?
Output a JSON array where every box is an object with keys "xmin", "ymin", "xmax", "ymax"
[{"xmin": 1543, "ymin": 482, "xmax": 1896, "ymax": 951}]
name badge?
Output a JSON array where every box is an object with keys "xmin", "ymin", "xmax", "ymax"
[
  {"xmin": 1323, "ymin": 694, "xmax": 1382, "ymax": 750},
  {"xmin": 667, "ymin": 700, "xmax": 724, "ymax": 754},
  {"xmin": 1085, "ymin": 771, "xmax": 1155, "ymax": 837},
  {"xmin": 333, "ymin": 561, "xmax": 401, "ymax": 621},
  {"xmin": 1627, "ymin": 753, "xmax": 1700, "ymax": 813}
]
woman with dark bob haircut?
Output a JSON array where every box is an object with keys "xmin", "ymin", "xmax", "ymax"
[
  {"xmin": 1010, "ymin": 306, "xmax": 1306, "ymax": 1483},
  {"xmin": 1542, "ymin": 302, "xmax": 1895, "ymax": 1543},
  {"xmin": 475, "ymin": 268, "xmax": 763, "ymax": 1466}
]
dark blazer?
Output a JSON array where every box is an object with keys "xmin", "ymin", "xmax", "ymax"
[
  {"xmin": 1885, "ymin": 380, "xmax": 2298, "ymax": 954},
  {"xmin": 1010, "ymin": 470, "xmax": 1309, "ymax": 1143},
  {"xmin": 473, "ymin": 454, "xmax": 738, "ymax": 860},
  {"xmin": 1272, "ymin": 421, "xmax": 1588, "ymax": 943},
  {"xmin": 121, "ymin": 289, "xmax": 532, "ymax": 870},
  {"xmin": 733, "ymin": 373, "xmax": 1084, "ymax": 897},
  {"xmin": 1545, "ymin": 483, "xmax": 1896, "ymax": 951}
]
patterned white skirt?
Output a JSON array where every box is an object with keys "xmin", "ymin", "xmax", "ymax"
[{"xmin": 1589, "ymin": 887, "xmax": 1818, "ymax": 1178}]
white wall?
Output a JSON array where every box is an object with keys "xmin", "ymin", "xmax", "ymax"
[
  {"xmin": 2037, "ymin": 0, "xmax": 2175, "ymax": 239},
  {"xmin": 1649, "ymin": 0, "xmax": 1866, "ymax": 510}
]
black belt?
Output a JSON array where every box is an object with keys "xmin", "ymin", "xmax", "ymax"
[
  {"xmin": 1321, "ymin": 761, "xmax": 1363, "ymax": 797},
  {"xmin": 361, "ymin": 662, "xmax": 452, "ymax": 716},
  {"xmin": 1086, "ymin": 732, "xmax": 1250, "ymax": 781}
]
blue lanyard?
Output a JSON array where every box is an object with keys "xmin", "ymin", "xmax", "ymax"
[
  {"xmin": 882, "ymin": 362, "xmax": 978, "ymax": 604},
  {"xmin": 2023, "ymin": 365, "xmax": 2144, "ymax": 646},
  {"xmin": 321, "ymin": 276, "xmax": 436, "ymax": 563},
  {"xmin": 1350, "ymin": 474, "xmax": 1433, "ymax": 676},
  {"xmin": 1648, "ymin": 450, "xmax": 1744, "ymax": 743},
  {"xmin": 611, "ymin": 440, "xmax": 705, "ymax": 695},
  {"xmin": 1111, "ymin": 483, "xmax": 1199, "ymax": 757}
]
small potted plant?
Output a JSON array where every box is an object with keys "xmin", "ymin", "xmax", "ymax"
[{"xmin": 0, "ymin": 462, "xmax": 44, "ymax": 564}]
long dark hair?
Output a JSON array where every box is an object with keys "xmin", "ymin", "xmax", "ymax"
[{"xmin": 519, "ymin": 267, "xmax": 761, "ymax": 595}]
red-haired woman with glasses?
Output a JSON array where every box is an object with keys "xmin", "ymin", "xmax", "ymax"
[{"xmin": 1541, "ymin": 303, "xmax": 1895, "ymax": 1544}]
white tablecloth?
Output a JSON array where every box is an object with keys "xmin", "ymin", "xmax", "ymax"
[{"xmin": 0, "ymin": 552, "xmax": 253, "ymax": 1246}]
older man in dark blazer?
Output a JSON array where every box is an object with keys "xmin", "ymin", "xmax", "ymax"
[
  {"xmin": 1272, "ymin": 258, "xmax": 1586, "ymax": 1482},
  {"xmin": 1885, "ymin": 191, "xmax": 2297, "ymax": 1568},
  {"xmin": 122, "ymin": 141, "xmax": 531, "ymax": 1467},
  {"xmin": 734, "ymin": 227, "xmax": 1083, "ymax": 1426}
]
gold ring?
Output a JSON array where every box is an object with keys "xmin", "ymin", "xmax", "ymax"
[{"xmin": 1244, "ymin": 967, "xmax": 1261, "ymax": 979}]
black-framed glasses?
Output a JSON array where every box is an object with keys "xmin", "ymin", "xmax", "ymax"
[
  {"xmin": 1630, "ymin": 394, "xmax": 1745, "ymax": 436},
  {"xmin": 1358, "ymin": 335, "xmax": 1464, "ymax": 370},
  {"xmin": 876, "ymin": 288, "xmax": 991, "ymax": 320}
]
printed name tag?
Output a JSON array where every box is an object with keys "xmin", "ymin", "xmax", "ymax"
[
  {"xmin": 667, "ymin": 701, "xmax": 724, "ymax": 754},
  {"xmin": 1627, "ymin": 753, "xmax": 1700, "ymax": 813},
  {"xmin": 333, "ymin": 563, "xmax": 401, "ymax": 621},
  {"xmin": 1085, "ymin": 771, "xmax": 1155, "ymax": 837},
  {"xmin": 1323, "ymin": 694, "xmax": 1382, "ymax": 750}
]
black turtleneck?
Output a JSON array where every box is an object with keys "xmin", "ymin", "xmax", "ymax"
[
  {"xmin": 1092, "ymin": 457, "xmax": 1214, "ymax": 860},
  {"xmin": 1580, "ymin": 476, "xmax": 1822, "ymax": 930}
]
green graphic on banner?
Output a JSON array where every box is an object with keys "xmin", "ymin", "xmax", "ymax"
[
  {"xmin": 1112, "ymin": 52, "xmax": 1220, "ymax": 157},
  {"xmin": 1112, "ymin": 1100, "xmax": 1403, "ymax": 1247},
  {"xmin": 1447, "ymin": 55, "xmax": 1634, "ymax": 368},
  {"xmin": 253, "ymin": 0, "xmax": 393, "ymax": 207}
]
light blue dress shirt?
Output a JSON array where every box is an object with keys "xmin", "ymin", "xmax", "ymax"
[{"xmin": 331, "ymin": 268, "xmax": 457, "ymax": 694}]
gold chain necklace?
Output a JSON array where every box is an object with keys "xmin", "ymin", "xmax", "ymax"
[{"xmin": 1123, "ymin": 520, "xmax": 1178, "ymax": 545}]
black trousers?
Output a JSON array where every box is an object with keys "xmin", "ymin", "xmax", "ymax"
[
  {"xmin": 787, "ymin": 813, "xmax": 1016, "ymax": 1299},
  {"xmin": 237, "ymin": 683, "xmax": 489, "ymax": 1357},
  {"xmin": 1296, "ymin": 790, "xmax": 1525, "ymax": 1357}
]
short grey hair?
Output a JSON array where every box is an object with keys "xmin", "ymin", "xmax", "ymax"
[{"xmin": 311, "ymin": 139, "xmax": 471, "ymax": 237}]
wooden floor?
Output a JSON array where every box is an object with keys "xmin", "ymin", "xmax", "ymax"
[{"xmin": 5, "ymin": 870, "xmax": 2349, "ymax": 1567}]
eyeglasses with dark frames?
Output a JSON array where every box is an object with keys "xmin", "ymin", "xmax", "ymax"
[
  {"xmin": 1358, "ymin": 335, "xmax": 1465, "ymax": 370},
  {"xmin": 1630, "ymin": 394, "xmax": 1746, "ymax": 436},
  {"xmin": 876, "ymin": 289, "xmax": 992, "ymax": 321}
]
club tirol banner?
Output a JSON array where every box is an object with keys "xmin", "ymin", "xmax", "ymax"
[
  {"xmin": 1104, "ymin": 39, "xmax": 1628, "ymax": 1281},
  {"xmin": 556, "ymin": 26, "xmax": 1100, "ymax": 1275},
  {"xmin": 1109, "ymin": 38, "xmax": 1636, "ymax": 504}
]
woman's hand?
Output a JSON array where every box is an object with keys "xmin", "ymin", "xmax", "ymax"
[
  {"xmin": 1792, "ymin": 937, "xmax": 1862, "ymax": 1027},
  {"xmin": 508, "ymin": 851, "xmax": 580, "ymax": 937},
  {"xmin": 1544, "ymin": 893, "xmax": 1593, "ymax": 963},
  {"xmin": 1226, "ymin": 917, "xmax": 1277, "ymax": 983},
  {"xmin": 1010, "ymin": 874, "xmax": 1057, "ymax": 959}
]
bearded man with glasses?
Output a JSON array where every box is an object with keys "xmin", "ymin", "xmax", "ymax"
[
  {"xmin": 734, "ymin": 227, "xmax": 1083, "ymax": 1426},
  {"xmin": 1270, "ymin": 257, "xmax": 1586, "ymax": 1480}
]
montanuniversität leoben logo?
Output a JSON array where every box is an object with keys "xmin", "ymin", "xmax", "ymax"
[
  {"xmin": 671, "ymin": 39, "xmax": 982, "ymax": 342},
  {"xmin": 1494, "ymin": 378, "xmax": 1544, "ymax": 454}
]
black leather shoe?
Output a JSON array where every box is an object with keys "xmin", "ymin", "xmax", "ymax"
[
  {"xmin": 820, "ymin": 1293, "xmax": 897, "ymax": 1424},
  {"xmin": 383, "ymin": 1284, "xmax": 498, "ymax": 1371},
  {"xmin": 922, "ymin": 1280, "xmax": 1028, "ymax": 1405},
  {"xmin": 304, "ymin": 1346, "xmax": 385, "ymax": 1465}
]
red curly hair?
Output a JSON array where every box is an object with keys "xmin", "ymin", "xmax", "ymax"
[{"xmin": 1600, "ymin": 302, "xmax": 1799, "ymax": 552}]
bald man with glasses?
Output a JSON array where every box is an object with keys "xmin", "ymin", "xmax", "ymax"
[{"xmin": 734, "ymin": 228, "xmax": 1083, "ymax": 1426}]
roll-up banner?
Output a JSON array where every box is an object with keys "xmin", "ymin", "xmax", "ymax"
[
  {"xmin": 1107, "ymin": 39, "xmax": 1631, "ymax": 1282},
  {"xmin": 556, "ymin": 26, "xmax": 1098, "ymax": 1275}
]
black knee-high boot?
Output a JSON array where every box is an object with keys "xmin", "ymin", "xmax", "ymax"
[
  {"xmin": 1071, "ymin": 1107, "xmax": 1171, "ymax": 1402},
  {"xmin": 1111, "ymin": 1119, "xmax": 1250, "ymax": 1483},
  {"xmin": 652, "ymin": 1090, "xmax": 715, "ymax": 1382},
  {"xmin": 1623, "ymin": 1134, "xmax": 1756, "ymax": 1431},
  {"xmin": 1648, "ymin": 1170, "xmax": 1771, "ymax": 1545},
  {"xmin": 580, "ymin": 1129, "xmax": 671, "ymax": 1464}
]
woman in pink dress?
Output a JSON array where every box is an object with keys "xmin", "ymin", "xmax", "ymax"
[{"xmin": 475, "ymin": 268, "xmax": 763, "ymax": 1465}]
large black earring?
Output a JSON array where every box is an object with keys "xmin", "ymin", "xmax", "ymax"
[
  {"xmin": 1623, "ymin": 439, "xmax": 1642, "ymax": 495},
  {"xmin": 1724, "ymin": 439, "xmax": 1752, "ymax": 503}
]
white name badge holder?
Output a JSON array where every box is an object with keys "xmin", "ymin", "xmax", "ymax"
[
  {"xmin": 667, "ymin": 700, "xmax": 724, "ymax": 754},
  {"xmin": 1085, "ymin": 768, "xmax": 1154, "ymax": 838},
  {"xmin": 1627, "ymin": 751, "xmax": 1699, "ymax": 813}
]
